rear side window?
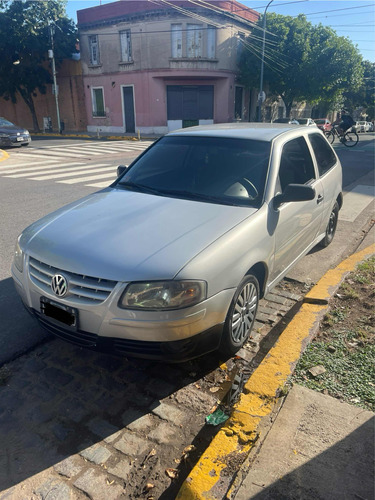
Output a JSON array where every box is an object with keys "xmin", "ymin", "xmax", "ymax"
[{"xmin": 308, "ymin": 133, "xmax": 336, "ymax": 176}]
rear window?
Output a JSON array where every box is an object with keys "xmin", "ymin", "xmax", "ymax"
[{"xmin": 308, "ymin": 133, "xmax": 336, "ymax": 176}]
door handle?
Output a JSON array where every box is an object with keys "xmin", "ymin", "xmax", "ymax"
[{"xmin": 317, "ymin": 194, "xmax": 324, "ymax": 204}]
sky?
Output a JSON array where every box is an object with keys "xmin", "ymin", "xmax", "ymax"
[{"xmin": 65, "ymin": 0, "xmax": 375, "ymax": 63}]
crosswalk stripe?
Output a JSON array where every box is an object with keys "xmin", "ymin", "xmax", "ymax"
[
  {"xmin": 2, "ymin": 162, "xmax": 85, "ymax": 176},
  {"xmin": 21, "ymin": 149, "xmax": 89, "ymax": 158},
  {"xmin": 29, "ymin": 165, "xmax": 115, "ymax": 181},
  {"xmin": 86, "ymin": 180, "xmax": 115, "ymax": 188},
  {"xmin": 43, "ymin": 146, "xmax": 104, "ymax": 155},
  {"xmin": 58, "ymin": 172, "xmax": 116, "ymax": 184},
  {"xmin": 0, "ymin": 160, "xmax": 59, "ymax": 171}
]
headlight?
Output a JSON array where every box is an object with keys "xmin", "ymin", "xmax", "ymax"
[
  {"xmin": 24, "ymin": 130, "xmax": 30, "ymax": 135},
  {"xmin": 119, "ymin": 280, "xmax": 207, "ymax": 310},
  {"xmin": 14, "ymin": 237, "xmax": 24, "ymax": 273}
]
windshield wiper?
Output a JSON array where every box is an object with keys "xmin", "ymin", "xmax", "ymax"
[
  {"xmin": 118, "ymin": 181, "xmax": 162, "ymax": 196},
  {"xmin": 158, "ymin": 189, "xmax": 241, "ymax": 206}
]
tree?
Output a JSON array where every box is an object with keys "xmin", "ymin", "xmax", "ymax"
[
  {"xmin": 0, "ymin": 0, "xmax": 77, "ymax": 131},
  {"xmin": 343, "ymin": 61, "xmax": 375, "ymax": 120},
  {"xmin": 239, "ymin": 13, "xmax": 363, "ymax": 118}
]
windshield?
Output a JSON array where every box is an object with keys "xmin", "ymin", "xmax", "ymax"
[
  {"xmin": 115, "ymin": 136, "xmax": 271, "ymax": 208},
  {"xmin": 314, "ymin": 119, "xmax": 325, "ymax": 124},
  {"xmin": 298, "ymin": 119, "xmax": 308, "ymax": 124},
  {"xmin": 0, "ymin": 118, "xmax": 14, "ymax": 127}
]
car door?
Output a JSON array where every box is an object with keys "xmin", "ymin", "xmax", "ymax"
[{"xmin": 270, "ymin": 136, "xmax": 324, "ymax": 283}]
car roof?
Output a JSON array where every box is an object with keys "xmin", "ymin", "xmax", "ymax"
[{"xmin": 167, "ymin": 122, "xmax": 305, "ymax": 142}]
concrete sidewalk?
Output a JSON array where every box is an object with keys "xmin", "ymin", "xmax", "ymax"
[{"xmin": 233, "ymin": 384, "xmax": 374, "ymax": 500}]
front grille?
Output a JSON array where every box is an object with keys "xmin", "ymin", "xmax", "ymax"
[{"xmin": 28, "ymin": 256, "xmax": 117, "ymax": 305}]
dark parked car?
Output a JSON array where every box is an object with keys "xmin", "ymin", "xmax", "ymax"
[{"xmin": 0, "ymin": 117, "xmax": 31, "ymax": 147}]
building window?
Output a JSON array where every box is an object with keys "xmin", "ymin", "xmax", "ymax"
[
  {"xmin": 187, "ymin": 24, "xmax": 203, "ymax": 58},
  {"xmin": 89, "ymin": 35, "xmax": 100, "ymax": 65},
  {"xmin": 120, "ymin": 30, "xmax": 132, "ymax": 62},
  {"xmin": 207, "ymin": 26, "xmax": 216, "ymax": 58},
  {"xmin": 92, "ymin": 87, "xmax": 105, "ymax": 117},
  {"xmin": 171, "ymin": 24, "xmax": 182, "ymax": 58}
]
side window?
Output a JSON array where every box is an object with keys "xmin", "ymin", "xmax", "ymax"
[
  {"xmin": 279, "ymin": 137, "xmax": 316, "ymax": 192},
  {"xmin": 308, "ymin": 133, "xmax": 336, "ymax": 176},
  {"xmin": 171, "ymin": 24, "xmax": 182, "ymax": 58},
  {"xmin": 92, "ymin": 87, "xmax": 105, "ymax": 117},
  {"xmin": 89, "ymin": 35, "xmax": 100, "ymax": 65}
]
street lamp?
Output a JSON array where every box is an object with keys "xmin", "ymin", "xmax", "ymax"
[
  {"xmin": 48, "ymin": 22, "xmax": 62, "ymax": 134},
  {"xmin": 257, "ymin": 0, "xmax": 274, "ymax": 122}
]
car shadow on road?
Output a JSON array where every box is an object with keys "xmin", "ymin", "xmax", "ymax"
[{"xmin": 0, "ymin": 309, "xmax": 225, "ymax": 497}]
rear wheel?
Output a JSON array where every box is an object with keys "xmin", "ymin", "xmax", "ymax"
[
  {"xmin": 219, "ymin": 274, "xmax": 259, "ymax": 356},
  {"xmin": 319, "ymin": 202, "xmax": 339, "ymax": 248},
  {"xmin": 325, "ymin": 131, "xmax": 335, "ymax": 144},
  {"xmin": 342, "ymin": 130, "xmax": 359, "ymax": 147}
]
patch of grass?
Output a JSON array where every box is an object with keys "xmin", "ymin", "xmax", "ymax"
[
  {"xmin": 323, "ymin": 307, "xmax": 347, "ymax": 327},
  {"xmin": 293, "ymin": 334, "xmax": 375, "ymax": 411},
  {"xmin": 292, "ymin": 256, "xmax": 375, "ymax": 412},
  {"xmin": 354, "ymin": 256, "xmax": 375, "ymax": 284}
]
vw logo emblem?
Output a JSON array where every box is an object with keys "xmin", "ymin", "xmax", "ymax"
[{"xmin": 51, "ymin": 274, "xmax": 68, "ymax": 297}]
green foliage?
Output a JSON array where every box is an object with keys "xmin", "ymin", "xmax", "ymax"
[
  {"xmin": 239, "ymin": 13, "xmax": 364, "ymax": 116},
  {"xmin": 0, "ymin": 0, "xmax": 77, "ymax": 130},
  {"xmin": 292, "ymin": 257, "xmax": 375, "ymax": 412},
  {"xmin": 292, "ymin": 335, "xmax": 375, "ymax": 411}
]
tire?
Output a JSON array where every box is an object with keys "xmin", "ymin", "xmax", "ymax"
[
  {"xmin": 342, "ymin": 130, "xmax": 359, "ymax": 147},
  {"xmin": 219, "ymin": 274, "xmax": 259, "ymax": 357},
  {"xmin": 319, "ymin": 201, "xmax": 339, "ymax": 248},
  {"xmin": 325, "ymin": 131, "xmax": 335, "ymax": 144}
]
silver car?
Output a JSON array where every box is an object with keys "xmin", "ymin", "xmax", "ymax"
[{"xmin": 12, "ymin": 124, "xmax": 342, "ymax": 361}]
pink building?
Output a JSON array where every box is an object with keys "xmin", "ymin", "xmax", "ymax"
[{"xmin": 77, "ymin": 0, "xmax": 259, "ymax": 135}]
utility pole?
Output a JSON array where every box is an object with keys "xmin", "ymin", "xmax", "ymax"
[
  {"xmin": 257, "ymin": 0, "xmax": 274, "ymax": 122},
  {"xmin": 49, "ymin": 22, "xmax": 61, "ymax": 134}
]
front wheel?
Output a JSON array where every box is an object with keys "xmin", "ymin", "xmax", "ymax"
[
  {"xmin": 219, "ymin": 274, "xmax": 259, "ymax": 357},
  {"xmin": 342, "ymin": 130, "xmax": 359, "ymax": 147},
  {"xmin": 325, "ymin": 131, "xmax": 335, "ymax": 144},
  {"xmin": 319, "ymin": 202, "xmax": 339, "ymax": 248}
]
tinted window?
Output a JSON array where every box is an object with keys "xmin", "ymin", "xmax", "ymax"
[
  {"xmin": 278, "ymin": 137, "xmax": 315, "ymax": 192},
  {"xmin": 308, "ymin": 133, "xmax": 336, "ymax": 176},
  {"xmin": 116, "ymin": 136, "xmax": 271, "ymax": 207}
]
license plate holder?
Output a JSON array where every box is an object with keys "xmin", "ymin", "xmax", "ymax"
[{"xmin": 40, "ymin": 297, "xmax": 77, "ymax": 328}]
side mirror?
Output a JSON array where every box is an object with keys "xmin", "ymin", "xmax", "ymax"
[
  {"xmin": 273, "ymin": 184, "xmax": 315, "ymax": 209},
  {"xmin": 117, "ymin": 165, "xmax": 128, "ymax": 177}
]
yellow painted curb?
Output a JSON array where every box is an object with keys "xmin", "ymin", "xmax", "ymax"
[
  {"xmin": 177, "ymin": 244, "xmax": 375, "ymax": 500},
  {"xmin": 0, "ymin": 149, "xmax": 9, "ymax": 162}
]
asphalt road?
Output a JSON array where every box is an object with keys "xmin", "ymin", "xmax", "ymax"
[{"xmin": 0, "ymin": 133, "xmax": 374, "ymax": 365}]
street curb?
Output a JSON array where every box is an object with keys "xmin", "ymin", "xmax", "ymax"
[
  {"xmin": 177, "ymin": 243, "xmax": 375, "ymax": 500},
  {"xmin": 0, "ymin": 149, "xmax": 9, "ymax": 162}
]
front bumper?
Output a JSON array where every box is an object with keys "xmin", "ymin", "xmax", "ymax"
[
  {"xmin": 12, "ymin": 260, "xmax": 233, "ymax": 361},
  {"xmin": 0, "ymin": 134, "xmax": 31, "ymax": 147},
  {"xmin": 23, "ymin": 301, "xmax": 223, "ymax": 362}
]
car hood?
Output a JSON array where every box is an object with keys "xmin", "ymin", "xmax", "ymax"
[
  {"xmin": 22, "ymin": 188, "xmax": 257, "ymax": 281},
  {"xmin": 0, "ymin": 124, "xmax": 26, "ymax": 134}
]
